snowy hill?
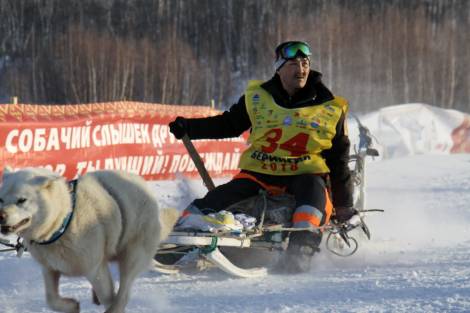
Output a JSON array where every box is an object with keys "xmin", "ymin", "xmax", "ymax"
[
  {"xmin": 348, "ymin": 103, "xmax": 470, "ymax": 158},
  {"xmin": 1, "ymin": 105, "xmax": 470, "ymax": 313}
]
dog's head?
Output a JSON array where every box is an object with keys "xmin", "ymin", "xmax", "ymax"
[{"xmin": 0, "ymin": 167, "xmax": 66, "ymax": 237}]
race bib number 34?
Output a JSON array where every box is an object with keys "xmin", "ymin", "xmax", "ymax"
[{"xmin": 261, "ymin": 128, "xmax": 309, "ymax": 157}]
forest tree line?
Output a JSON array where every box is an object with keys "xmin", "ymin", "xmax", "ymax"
[{"xmin": 0, "ymin": 0, "xmax": 468, "ymax": 113}]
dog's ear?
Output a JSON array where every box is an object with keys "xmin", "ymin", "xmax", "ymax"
[
  {"xmin": 31, "ymin": 175, "xmax": 61, "ymax": 189},
  {"xmin": 2, "ymin": 166, "xmax": 14, "ymax": 180}
]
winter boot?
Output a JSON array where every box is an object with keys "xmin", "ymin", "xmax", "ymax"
[{"xmin": 274, "ymin": 230, "xmax": 322, "ymax": 273}]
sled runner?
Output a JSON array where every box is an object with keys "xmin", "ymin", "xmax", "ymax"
[{"xmin": 153, "ymin": 117, "xmax": 382, "ymax": 277}]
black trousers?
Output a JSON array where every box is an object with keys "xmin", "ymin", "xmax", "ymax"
[{"xmin": 192, "ymin": 170, "xmax": 331, "ymax": 226}]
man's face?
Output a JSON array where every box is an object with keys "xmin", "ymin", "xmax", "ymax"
[{"xmin": 277, "ymin": 57, "xmax": 310, "ymax": 96}]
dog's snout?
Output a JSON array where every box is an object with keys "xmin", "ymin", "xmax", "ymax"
[{"xmin": 0, "ymin": 210, "xmax": 7, "ymax": 225}]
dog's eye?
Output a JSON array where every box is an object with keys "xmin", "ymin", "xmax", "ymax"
[
  {"xmin": 0, "ymin": 198, "xmax": 3, "ymax": 204},
  {"xmin": 16, "ymin": 198, "xmax": 27, "ymax": 205}
]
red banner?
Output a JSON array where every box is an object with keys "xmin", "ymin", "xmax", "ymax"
[{"xmin": 0, "ymin": 101, "xmax": 247, "ymax": 180}]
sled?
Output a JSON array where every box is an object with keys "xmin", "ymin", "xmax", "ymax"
[
  {"xmin": 0, "ymin": 117, "xmax": 381, "ymax": 278},
  {"xmin": 153, "ymin": 116, "xmax": 382, "ymax": 278}
]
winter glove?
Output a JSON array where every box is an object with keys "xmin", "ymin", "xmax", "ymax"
[
  {"xmin": 333, "ymin": 206, "xmax": 358, "ymax": 223},
  {"xmin": 169, "ymin": 116, "xmax": 189, "ymax": 139}
]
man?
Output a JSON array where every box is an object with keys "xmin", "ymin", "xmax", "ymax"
[{"xmin": 169, "ymin": 41, "xmax": 357, "ymax": 273}]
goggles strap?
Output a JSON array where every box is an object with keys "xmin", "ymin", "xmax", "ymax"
[{"xmin": 274, "ymin": 58, "xmax": 288, "ymax": 71}]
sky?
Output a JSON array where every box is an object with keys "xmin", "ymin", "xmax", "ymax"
[{"xmin": 1, "ymin": 105, "xmax": 470, "ymax": 313}]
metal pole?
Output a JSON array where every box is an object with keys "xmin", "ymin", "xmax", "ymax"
[{"xmin": 181, "ymin": 135, "xmax": 216, "ymax": 191}]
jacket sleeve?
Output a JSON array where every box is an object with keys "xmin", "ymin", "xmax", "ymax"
[
  {"xmin": 321, "ymin": 112, "xmax": 354, "ymax": 208},
  {"xmin": 185, "ymin": 96, "xmax": 251, "ymax": 139}
]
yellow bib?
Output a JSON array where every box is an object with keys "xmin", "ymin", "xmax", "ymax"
[{"xmin": 239, "ymin": 80, "xmax": 348, "ymax": 175}]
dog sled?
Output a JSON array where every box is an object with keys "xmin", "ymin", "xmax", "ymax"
[
  {"xmin": 0, "ymin": 117, "xmax": 382, "ymax": 279},
  {"xmin": 153, "ymin": 117, "xmax": 382, "ymax": 278}
]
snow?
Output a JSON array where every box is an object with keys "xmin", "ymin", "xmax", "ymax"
[
  {"xmin": 2, "ymin": 109, "xmax": 470, "ymax": 312},
  {"xmin": 347, "ymin": 103, "xmax": 470, "ymax": 158}
]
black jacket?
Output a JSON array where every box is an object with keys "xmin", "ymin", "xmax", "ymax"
[{"xmin": 184, "ymin": 70, "xmax": 353, "ymax": 208}]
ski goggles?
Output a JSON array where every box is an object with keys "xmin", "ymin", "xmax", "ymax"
[{"xmin": 279, "ymin": 41, "xmax": 312, "ymax": 59}]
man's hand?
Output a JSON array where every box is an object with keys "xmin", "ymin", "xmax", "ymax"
[
  {"xmin": 169, "ymin": 116, "xmax": 189, "ymax": 139},
  {"xmin": 333, "ymin": 206, "xmax": 359, "ymax": 224},
  {"xmin": 334, "ymin": 206, "xmax": 371, "ymax": 240}
]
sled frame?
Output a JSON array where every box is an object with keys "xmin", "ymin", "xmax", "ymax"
[{"xmin": 154, "ymin": 119, "xmax": 380, "ymax": 277}]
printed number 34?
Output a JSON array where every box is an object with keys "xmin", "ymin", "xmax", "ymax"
[{"xmin": 261, "ymin": 128, "xmax": 309, "ymax": 156}]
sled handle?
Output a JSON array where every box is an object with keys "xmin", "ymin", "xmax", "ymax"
[{"xmin": 182, "ymin": 134, "xmax": 216, "ymax": 191}]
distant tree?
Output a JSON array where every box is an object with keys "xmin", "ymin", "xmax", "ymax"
[{"xmin": 0, "ymin": 0, "xmax": 468, "ymax": 112}]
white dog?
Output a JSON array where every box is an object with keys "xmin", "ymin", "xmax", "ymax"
[{"xmin": 0, "ymin": 167, "xmax": 180, "ymax": 313}]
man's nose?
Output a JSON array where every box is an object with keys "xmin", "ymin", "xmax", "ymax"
[{"xmin": 293, "ymin": 62, "xmax": 307, "ymax": 73}]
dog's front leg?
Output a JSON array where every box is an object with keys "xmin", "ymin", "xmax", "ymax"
[
  {"xmin": 87, "ymin": 262, "xmax": 115, "ymax": 309},
  {"xmin": 105, "ymin": 246, "xmax": 152, "ymax": 313},
  {"xmin": 42, "ymin": 268, "xmax": 80, "ymax": 313}
]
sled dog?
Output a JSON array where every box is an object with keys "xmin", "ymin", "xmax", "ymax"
[{"xmin": 0, "ymin": 167, "xmax": 180, "ymax": 313}]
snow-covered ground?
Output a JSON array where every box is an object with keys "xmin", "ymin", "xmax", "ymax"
[
  {"xmin": 1, "ymin": 103, "xmax": 470, "ymax": 312},
  {"xmin": 1, "ymin": 153, "xmax": 469, "ymax": 313}
]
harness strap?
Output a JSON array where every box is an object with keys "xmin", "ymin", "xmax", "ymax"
[{"xmin": 233, "ymin": 172, "xmax": 286, "ymax": 196}]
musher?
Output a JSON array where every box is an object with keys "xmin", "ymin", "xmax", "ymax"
[{"xmin": 169, "ymin": 40, "xmax": 358, "ymax": 273}]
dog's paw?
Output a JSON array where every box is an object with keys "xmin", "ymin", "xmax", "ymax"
[
  {"xmin": 61, "ymin": 297, "xmax": 80, "ymax": 313},
  {"xmin": 48, "ymin": 297, "xmax": 80, "ymax": 313},
  {"xmin": 104, "ymin": 304, "xmax": 124, "ymax": 313}
]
